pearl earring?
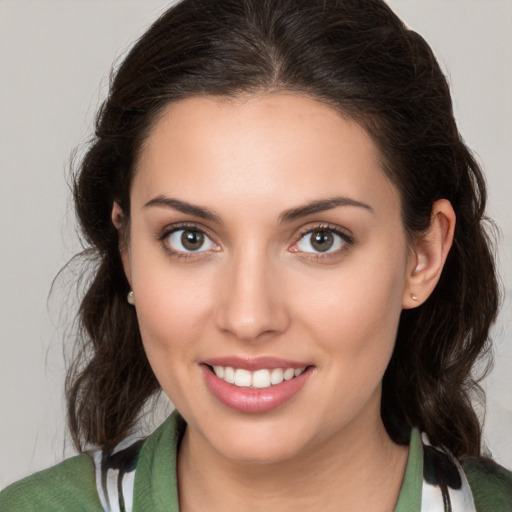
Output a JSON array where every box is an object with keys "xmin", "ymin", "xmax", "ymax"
[
  {"xmin": 411, "ymin": 293, "xmax": 419, "ymax": 301},
  {"xmin": 127, "ymin": 291, "xmax": 136, "ymax": 305}
]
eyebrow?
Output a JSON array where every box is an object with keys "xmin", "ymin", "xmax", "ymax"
[
  {"xmin": 143, "ymin": 195, "xmax": 373, "ymax": 224},
  {"xmin": 144, "ymin": 195, "xmax": 223, "ymax": 223},
  {"xmin": 278, "ymin": 196, "xmax": 374, "ymax": 223}
]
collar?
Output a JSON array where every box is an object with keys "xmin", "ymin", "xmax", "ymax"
[
  {"xmin": 394, "ymin": 429, "xmax": 476, "ymax": 512},
  {"xmin": 93, "ymin": 412, "xmax": 476, "ymax": 512}
]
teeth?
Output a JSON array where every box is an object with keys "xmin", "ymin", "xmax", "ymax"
[
  {"xmin": 283, "ymin": 368, "xmax": 295, "ymax": 380},
  {"xmin": 252, "ymin": 369, "xmax": 271, "ymax": 389},
  {"xmin": 270, "ymin": 368, "xmax": 284, "ymax": 385},
  {"xmin": 212, "ymin": 365, "xmax": 306, "ymax": 389},
  {"xmin": 234, "ymin": 369, "xmax": 252, "ymax": 387},
  {"xmin": 224, "ymin": 367, "xmax": 235, "ymax": 383},
  {"xmin": 213, "ymin": 366, "xmax": 224, "ymax": 379}
]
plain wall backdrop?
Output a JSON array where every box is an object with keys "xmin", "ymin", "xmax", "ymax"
[{"xmin": 0, "ymin": 0, "xmax": 511, "ymax": 488}]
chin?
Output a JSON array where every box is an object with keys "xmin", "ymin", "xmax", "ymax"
[
  {"xmin": 217, "ymin": 438, "xmax": 304, "ymax": 465},
  {"xmin": 201, "ymin": 417, "xmax": 317, "ymax": 465}
]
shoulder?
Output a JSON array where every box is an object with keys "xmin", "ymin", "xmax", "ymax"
[
  {"xmin": 0, "ymin": 453, "xmax": 103, "ymax": 512},
  {"xmin": 462, "ymin": 456, "xmax": 512, "ymax": 511},
  {"xmin": 0, "ymin": 413, "xmax": 183, "ymax": 512}
]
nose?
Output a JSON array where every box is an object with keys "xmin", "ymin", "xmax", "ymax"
[{"xmin": 215, "ymin": 245, "xmax": 290, "ymax": 342}]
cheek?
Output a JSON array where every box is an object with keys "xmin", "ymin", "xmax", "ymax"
[
  {"xmin": 290, "ymin": 246, "xmax": 407, "ymax": 373},
  {"xmin": 133, "ymin": 274, "xmax": 214, "ymax": 410},
  {"xmin": 135, "ymin": 271, "xmax": 213, "ymax": 348},
  {"xmin": 288, "ymin": 258, "xmax": 406, "ymax": 429},
  {"xmin": 128, "ymin": 244, "xmax": 217, "ymax": 387}
]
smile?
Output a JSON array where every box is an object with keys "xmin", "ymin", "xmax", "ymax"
[
  {"xmin": 210, "ymin": 366, "xmax": 306, "ymax": 389},
  {"xmin": 201, "ymin": 359, "xmax": 313, "ymax": 414}
]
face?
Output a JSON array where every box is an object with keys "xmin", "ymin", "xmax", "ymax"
[{"xmin": 121, "ymin": 93, "xmax": 415, "ymax": 464}]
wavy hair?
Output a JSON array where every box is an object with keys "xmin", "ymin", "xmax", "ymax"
[{"xmin": 67, "ymin": 0, "xmax": 499, "ymax": 456}]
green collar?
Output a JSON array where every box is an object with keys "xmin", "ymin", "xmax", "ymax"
[
  {"xmin": 132, "ymin": 411, "xmax": 423, "ymax": 512},
  {"xmin": 132, "ymin": 411, "xmax": 183, "ymax": 512},
  {"xmin": 394, "ymin": 428, "xmax": 423, "ymax": 511}
]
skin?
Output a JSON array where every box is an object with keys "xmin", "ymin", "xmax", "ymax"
[{"xmin": 113, "ymin": 92, "xmax": 455, "ymax": 512}]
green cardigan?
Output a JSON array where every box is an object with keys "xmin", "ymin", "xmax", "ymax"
[{"xmin": 1, "ymin": 412, "xmax": 511, "ymax": 511}]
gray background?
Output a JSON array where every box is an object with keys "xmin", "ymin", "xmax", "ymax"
[{"xmin": 1, "ymin": 0, "xmax": 511, "ymax": 488}]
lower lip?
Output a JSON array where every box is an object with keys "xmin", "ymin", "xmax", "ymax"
[{"xmin": 201, "ymin": 365, "xmax": 313, "ymax": 413}]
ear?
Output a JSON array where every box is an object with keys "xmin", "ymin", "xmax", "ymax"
[
  {"xmin": 402, "ymin": 199, "xmax": 456, "ymax": 309},
  {"xmin": 111, "ymin": 201, "xmax": 132, "ymax": 286}
]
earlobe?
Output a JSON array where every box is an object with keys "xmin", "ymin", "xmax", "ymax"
[
  {"xmin": 112, "ymin": 201, "xmax": 124, "ymax": 230},
  {"xmin": 402, "ymin": 199, "xmax": 456, "ymax": 309},
  {"xmin": 111, "ymin": 201, "xmax": 132, "ymax": 285}
]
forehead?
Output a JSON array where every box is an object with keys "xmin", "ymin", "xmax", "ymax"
[{"xmin": 132, "ymin": 92, "xmax": 399, "ymax": 216}]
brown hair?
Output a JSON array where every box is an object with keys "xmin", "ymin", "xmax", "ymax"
[{"xmin": 67, "ymin": 0, "xmax": 499, "ymax": 457}]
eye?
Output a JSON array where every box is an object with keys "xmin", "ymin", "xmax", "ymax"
[
  {"xmin": 294, "ymin": 228, "xmax": 349, "ymax": 254},
  {"xmin": 165, "ymin": 228, "xmax": 217, "ymax": 253}
]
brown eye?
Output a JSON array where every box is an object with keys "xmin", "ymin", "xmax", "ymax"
[
  {"xmin": 181, "ymin": 230, "xmax": 204, "ymax": 251},
  {"xmin": 310, "ymin": 230, "xmax": 334, "ymax": 252},
  {"xmin": 166, "ymin": 228, "xmax": 217, "ymax": 253},
  {"xmin": 295, "ymin": 228, "xmax": 347, "ymax": 254}
]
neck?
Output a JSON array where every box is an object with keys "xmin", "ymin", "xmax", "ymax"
[{"xmin": 177, "ymin": 403, "xmax": 409, "ymax": 512}]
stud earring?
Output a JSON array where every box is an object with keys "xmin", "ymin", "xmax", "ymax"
[
  {"xmin": 411, "ymin": 293, "xmax": 419, "ymax": 301},
  {"xmin": 127, "ymin": 291, "xmax": 135, "ymax": 305}
]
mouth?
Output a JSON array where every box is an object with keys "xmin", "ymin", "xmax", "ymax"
[
  {"xmin": 206, "ymin": 364, "xmax": 307, "ymax": 389},
  {"xmin": 200, "ymin": 359, "xmax": 314, "ymax": 413}
]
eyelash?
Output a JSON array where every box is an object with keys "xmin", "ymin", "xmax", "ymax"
[
  {"xmin": 158, "ymin": 222, "xmax": 220, "ymax": 261},
  {"xmin": 293, "ymin": 223, "xmax": 354, "ymax": 261},
  {"xmin": 157, "ymin": 222, "xmax": 354, "ymax": 261}
]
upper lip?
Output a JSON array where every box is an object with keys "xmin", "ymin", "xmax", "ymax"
[{"xmin": 202, "ymin": 356, "xmax": 311, "ymax": 371}]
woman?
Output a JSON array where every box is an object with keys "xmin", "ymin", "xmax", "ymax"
[{"xmin": 1, "ymin": 0, "xmax": 510, "ymax": 510}]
